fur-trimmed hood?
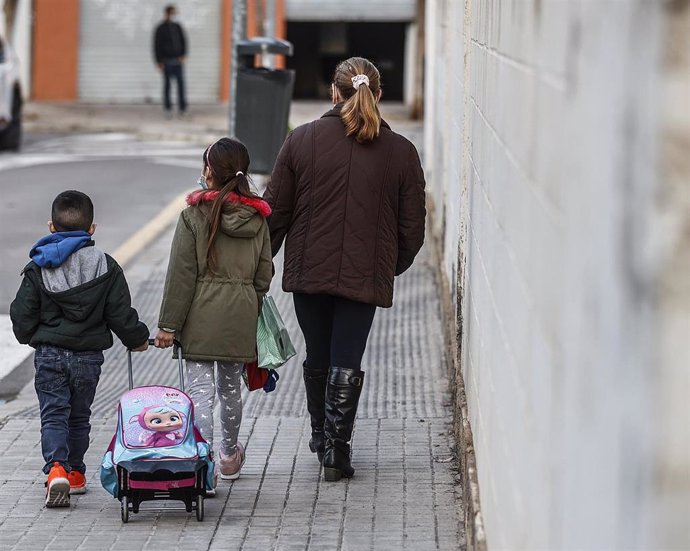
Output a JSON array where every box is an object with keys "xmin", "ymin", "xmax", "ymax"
[
  {"xmin": 186, "ymin": 190, "xmax": 271, "ymax": 238},
  {"xmin": 186, "ymin": 190, "xmax": 271, "ymax": 217}
]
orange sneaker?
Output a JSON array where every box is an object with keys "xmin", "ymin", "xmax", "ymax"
[
  {"xmin": 45, "ymin": 463, "xmax": 70, "ymax": 508},
  {"xmin": 67, "ymin": 470, "xmax": 86, "ymax": 495}
]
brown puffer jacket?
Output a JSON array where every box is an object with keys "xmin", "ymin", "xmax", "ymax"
[{"xmin": 264, "ymin": 105, "xmax": 426, "ymax": 308}]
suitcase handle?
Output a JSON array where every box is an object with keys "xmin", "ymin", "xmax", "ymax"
[{"xmin": 127, "ymin": 338, "xmax": 185, "ymax": 392}]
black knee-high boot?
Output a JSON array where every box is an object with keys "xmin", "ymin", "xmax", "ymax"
[
  {"xmin": 322, "ymin": 367, "xmax": 365, "ymax": 481},
  {"xmin": 302, "ymin": 362, "xmax": 328, "ymax": 462}
]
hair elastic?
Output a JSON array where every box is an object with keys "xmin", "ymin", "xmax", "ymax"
[
  {"xmin": 236, "ymin": 171, "xmax": 244, "ymax": 177},
  {"xmin": 351, "ymin": 74, "xmax": 369, "ymax": 90}
]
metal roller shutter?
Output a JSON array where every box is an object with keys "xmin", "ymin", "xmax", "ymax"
[
  {"xmin": 79, "ymin": 0, "xmax": 221, "ymax": 103},
  {"xmin": 286, "ymin": 0, "xmax": 416, "ymax": 22}
]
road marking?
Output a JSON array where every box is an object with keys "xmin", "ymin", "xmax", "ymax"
[
  {"xmin": 0, "ymin": 315, "xmax": 32, "ymax": 382},
  {"xmin": 111, "ymin": 190, "xmax": 188, "ymax": 268}
]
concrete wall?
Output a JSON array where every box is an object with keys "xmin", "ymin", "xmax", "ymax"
[
  {"xmin": 424, "ymin": 1, "xmax": 690, "ymax": 549},
  {"xmin": 656, "ymin": 1, "xmax": 690, "ymax": 546}
]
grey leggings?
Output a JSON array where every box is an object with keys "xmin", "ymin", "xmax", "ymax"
[{"xmin": 186, "ymin": 360, "xmax": 243, "ymax": 455}]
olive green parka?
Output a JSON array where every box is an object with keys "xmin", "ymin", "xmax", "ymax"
[{"xmin": 158, "ymin": 190, "xmax": 273, "ymax": 362}]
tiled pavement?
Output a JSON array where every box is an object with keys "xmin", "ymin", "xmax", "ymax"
[{"xmin": 0, "ymin": 133, "xmax": 464, "ymax": 551}]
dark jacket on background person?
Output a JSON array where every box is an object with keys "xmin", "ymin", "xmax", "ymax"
[
  {"xmin": 157, "ymin": 191, "xmax": 273, "ymax": 363},
  {"xmin": 10, "ymin": 232, "xmax": 149, "ymax": 351},
  {"xmin": 264, "ymin": 105, "xmax": 427, "ymax": 308},
  {"xmin": 153, "ymin": 20, "xmax": 187, "ymax": 63}
]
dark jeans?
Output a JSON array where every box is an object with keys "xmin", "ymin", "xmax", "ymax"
[
  {"xmin": 34, "ymin": 346, "xmax": 103, "ymax": 474},
  {"xmin": 163, "ymin": 62, "xmax": 187, "ymax": 112},
  {"xmin": 293, "ymin": 293, "xmax": 376, "ymax": 371}
]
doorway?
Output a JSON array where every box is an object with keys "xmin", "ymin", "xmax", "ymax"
[{"xmin": 287, "ymin": 21, "xmax": 407, "ymax": 101}]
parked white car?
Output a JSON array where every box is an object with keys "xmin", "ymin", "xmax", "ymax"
[{"xmin": 0, "ymin": 36, "xmax": 22, "ymax": 150}]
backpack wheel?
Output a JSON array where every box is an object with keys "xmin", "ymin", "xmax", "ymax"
[
  {"xmin": 121, "ymin": 496, "xmax": 129, "ymax": 523},
  {"xmin": 196, "ymin": 495, "xmax": 204, "ymax": 521}
]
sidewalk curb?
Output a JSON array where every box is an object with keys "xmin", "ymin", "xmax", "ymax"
[
  {"xmin": 0, "ymin": 354, "xmax": 33, "ymax": 401},
  {"xmin": 428, "ymin": 196, "xmax": 487, "ymax": 551},
  {"xmin": 23, "ymin": 101, "xmax": 418, "ymax": 148},
  {"xmin": 0, "ymin": 364, "xmax": 36, "ymax": 420},
  {"xmin": 25, "ymin": 122, "xmax": 220, "ymax": 147}
]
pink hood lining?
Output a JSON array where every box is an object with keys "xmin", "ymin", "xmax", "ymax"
[{"xmin": 186, "ymin": 190, "xmax": 272, "ymax": 218}]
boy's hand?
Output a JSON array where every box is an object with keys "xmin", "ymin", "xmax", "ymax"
[
  {"xmin": 154, "ymin": 329, "xmax": 175, "ymax": 348},
  {"xmin": 131, "ymin": 340, "xmax": 149, "ymax": 352}
]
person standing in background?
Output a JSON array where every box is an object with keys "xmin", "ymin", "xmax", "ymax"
[{"xmin": 153, "ymin": 4, "xmax": 188, "ymax": 118}]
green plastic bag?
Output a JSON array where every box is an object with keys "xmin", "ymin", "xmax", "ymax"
[{"xmin": 257, "ymin": 296, "xmax": 296, "ymax": 370}]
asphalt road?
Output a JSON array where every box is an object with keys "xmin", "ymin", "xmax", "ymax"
[{"xmin": 0, "ymin": 132, "xmax": 202, "ymax": 312}]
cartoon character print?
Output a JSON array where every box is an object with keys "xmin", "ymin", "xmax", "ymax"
[{"xmin": 130, "ymin": 405, "xmax": 186, "ymax": 448}]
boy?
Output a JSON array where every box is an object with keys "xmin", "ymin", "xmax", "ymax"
[{"xmin": 10, "ymin": 190, "xmax": 149, "ymax": 508}]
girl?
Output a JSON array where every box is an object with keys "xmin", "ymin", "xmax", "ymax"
[{"xmin": 154, "ymin": 138, "xmax": 272, "ymax": 487}]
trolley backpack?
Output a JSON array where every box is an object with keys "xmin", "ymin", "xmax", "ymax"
[{"xmin": 100, "ymin": 339, "xmax": 214, "ymax": 522}]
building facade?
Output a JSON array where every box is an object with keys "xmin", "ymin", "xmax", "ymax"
[
  {"xmin": 30, "ymin": 0, "xmax": 258, "ymax": 102},
  {"xmin": 425, "ymin": 1, "xmax": 690, "ymax": 549},
  {"xmin": 25, "ymin": 0, "xmax": 421, "ymax": 106}
]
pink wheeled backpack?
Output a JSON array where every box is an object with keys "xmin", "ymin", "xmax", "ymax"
[{"xmin": 100, "ymin": 340, "xmax": 214, "ymax": 522}]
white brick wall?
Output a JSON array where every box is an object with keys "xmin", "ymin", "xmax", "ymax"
[{"xmin": 425, "ymin": 1, "xmax": 690, "ymax": 549}]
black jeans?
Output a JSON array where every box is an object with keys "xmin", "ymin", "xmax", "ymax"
[
  {"xmin": 34, "ymin": 346, "xmax": 103, "ymax": 474},
  {"xmin": 293, "ymin": 293, "xmax": 376, "ymax": 371},
  {"xmin": 163, "ymin": 62, "xmax": 187, "ymax": 112}
]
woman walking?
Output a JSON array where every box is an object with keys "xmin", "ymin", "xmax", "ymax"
[
  {"xmin": 264, "ymin": 57, "xmax": 426, "ymax": 481},
  {"xmin": 155, "ymin": 138, "xmax": 272, "ymax": 490}
]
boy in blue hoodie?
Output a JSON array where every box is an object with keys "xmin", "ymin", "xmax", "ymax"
[{"xmin": 10, "ymin": 190, "xmax": 150, "ymax": 508}]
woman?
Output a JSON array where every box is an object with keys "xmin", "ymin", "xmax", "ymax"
[{"xmin": 265, "ymin": 57, "xmax": 426, "ymax": 481}]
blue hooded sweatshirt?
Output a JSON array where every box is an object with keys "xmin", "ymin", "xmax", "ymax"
[{"xmin": 29, "ymin": 231, "xmax": 93, "ymax": 268}]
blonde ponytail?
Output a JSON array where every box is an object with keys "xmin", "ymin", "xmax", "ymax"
[{"xmin": 333, "ymin": 57, "xmax": 382, "ymax": 144}]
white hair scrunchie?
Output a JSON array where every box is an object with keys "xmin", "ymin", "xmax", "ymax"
[{"xmin": 351, "ymin": 74, "xmax": 370, "ymax": 90}]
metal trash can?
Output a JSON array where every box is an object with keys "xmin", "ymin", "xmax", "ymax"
[{"xmin": 234, "ymin": 37, "xmax": 295, "ymax": 175}]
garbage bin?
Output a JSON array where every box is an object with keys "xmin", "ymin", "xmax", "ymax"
[{"xmin": 234, "ymin": 37, "xmax": 295, "ymax": 175}]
